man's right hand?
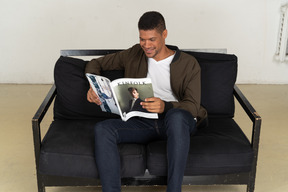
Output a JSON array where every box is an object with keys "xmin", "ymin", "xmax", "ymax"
[{"xmin": 87, "ymin": 86, "xmax": 102, "ymax": 105}]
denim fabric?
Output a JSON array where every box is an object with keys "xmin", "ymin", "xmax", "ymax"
[{"xmin": 94, "ymin": 108, "xmax": 196, "ymax": 192}]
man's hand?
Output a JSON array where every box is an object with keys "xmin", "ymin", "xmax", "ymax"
[
  {"xmin": 141, "ymin": 97, "xmax": 165, "ymax": 113},
  {"xmin": 87, "ymin": 86, "xmax": 102, "ymax": 105}
]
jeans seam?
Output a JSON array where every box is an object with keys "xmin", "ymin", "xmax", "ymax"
[{"xmin": 154, "ymin": 120, "xmax": 160, "ymax": 135}]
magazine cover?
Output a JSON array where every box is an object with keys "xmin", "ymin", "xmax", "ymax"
[{"xmin": 86, "ymin": 73, "xmax": 158, "ymax": 121}]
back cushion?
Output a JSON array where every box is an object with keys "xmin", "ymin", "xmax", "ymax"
[
  {"xmin": 53, "ymin": 56, "xmax": 123, "ymax": 120},
  {"xmin": 53, "ymin": 51, "xmax": 237, "ymax": 120},
  {"xmin": 186, "ymin": 51, "xmax": 238, "ymax": 118}
]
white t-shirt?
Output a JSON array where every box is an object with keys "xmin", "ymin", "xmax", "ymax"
[{"xmin": 146, "ymin": 54, "xmax": 178, "ymax": 102}]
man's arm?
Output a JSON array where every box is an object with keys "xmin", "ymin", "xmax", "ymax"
[
  {"xmin": 85, "ymin": 47, "xmax": 134, "ymax": 103},
  {"xmin": 85, "ymin": 52, "xmax": 125, "ymax": 75},
  {"xmin": 171, "ymin": 68, "xmax": 201, "ymax": 118}
]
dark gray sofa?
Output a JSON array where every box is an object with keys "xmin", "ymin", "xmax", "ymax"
[{"xmin": 32, "ymin": 49, "xmax": 262, "ymax": 192}]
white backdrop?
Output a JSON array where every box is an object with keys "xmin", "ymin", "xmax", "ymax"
[{"xmin": 1, "ymin": 0, "xmax": 288, "ymax": 84}]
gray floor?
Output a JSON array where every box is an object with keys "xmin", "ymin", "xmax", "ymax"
[{"xmin": 0, "ymin": 84, "xmax": 287, "ymax": 192}]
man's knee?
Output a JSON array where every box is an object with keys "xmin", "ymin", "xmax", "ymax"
[
  {"xmin": 166, "ymin": 108, "xmax": 194, "ymax": 123},
  {"xmin": 166, "ymin": 108, "xmax": 192, "ymax": 119},
  {"xmin": 164, "ymin": 108, "xmax": 196, "ymax": 135},
  {"xmin": 94, "ymin": 119, "xmax": 118, "ymax": 141}
]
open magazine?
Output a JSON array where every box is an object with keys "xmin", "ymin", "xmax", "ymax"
[{"xmin": 86, "ymin": 73, "xmax": 158, "ymax": 121}]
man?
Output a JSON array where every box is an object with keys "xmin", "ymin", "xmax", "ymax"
[
  {"xmin": 86, "ymin": 11, "xmax": 207, "ymax": 192},
  {"xmin": 127, "ymin": 87, "xmax": 146, "ymax": 112}
]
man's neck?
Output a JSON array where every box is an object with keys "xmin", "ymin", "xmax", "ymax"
[{"xmin": 154, "ymin": 46, "xmax": 175, "ymax": 61}]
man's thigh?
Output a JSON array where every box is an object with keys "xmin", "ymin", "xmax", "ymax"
[{"xmin": 97, "ymin": 117, "xmax": 161, "ymax": 144}]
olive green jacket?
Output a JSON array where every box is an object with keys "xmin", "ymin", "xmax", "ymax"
[{"xmin": 85, "ymin": 44, "xmax": 207, "ymax": 124}]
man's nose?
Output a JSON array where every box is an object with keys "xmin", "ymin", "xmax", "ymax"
[{"xmin": 143, "ymin": 40, "xmax": 151, "ymax": 48}]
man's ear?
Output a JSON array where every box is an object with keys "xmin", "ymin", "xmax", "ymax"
[{"xmin": 162, "ymin": 29, "xmax": 168, "ymax": 39}]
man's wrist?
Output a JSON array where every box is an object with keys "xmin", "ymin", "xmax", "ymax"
[{"xmin": 163, "ymin": 101, "xmax": 173, "ymax": 113}]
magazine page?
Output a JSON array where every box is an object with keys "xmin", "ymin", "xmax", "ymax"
[
  {"xmin": 110, "ymin": 78, "xmax": 158, "ymax": 121},
  {"xmin": 86, "ymin": 73, "xmax": 120, "ymax": 115}
]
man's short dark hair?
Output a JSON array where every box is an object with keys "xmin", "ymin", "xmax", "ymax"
[
  {"xmin": 138, "ymin": 11, "xmax": 166, "ymax": 34},
  {"xmin": 128, "ymin": 87, "xmax": 138, "ymax": 93}
]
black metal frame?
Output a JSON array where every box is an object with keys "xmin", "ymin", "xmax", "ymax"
[{"xmin": 32, "ymin": 50, "xmax": 261, "ymax": 192}]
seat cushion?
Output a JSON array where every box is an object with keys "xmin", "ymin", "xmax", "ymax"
[
  {"xmin": 147, "ymin": 118, "xmax": 254, "ymax": 176},
  {"xmin": 39, "ymin": 119, "xmax": 146, "ymax": 178}
]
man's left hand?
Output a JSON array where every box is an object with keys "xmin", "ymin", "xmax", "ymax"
[{"xmin": 141, "ymin": 97, "xmax": 165, "ymax": 114}]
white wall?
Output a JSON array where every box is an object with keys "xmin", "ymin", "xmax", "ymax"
[{"xmin": 1, "ymin": 0, "xmax": 288, "ymax": 84}]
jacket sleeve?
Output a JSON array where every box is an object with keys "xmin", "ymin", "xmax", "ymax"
[{"xmin": 168, "ymin": 54, "xmax": 202, "ymax": 119}]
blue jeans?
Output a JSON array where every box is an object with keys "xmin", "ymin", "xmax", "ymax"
[{"xmin": 94, "ymin": 108, "xmax": 197, "ymax": 192}]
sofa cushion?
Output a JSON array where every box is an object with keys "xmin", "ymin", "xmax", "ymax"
[
  {"xmin": 53, "ymin": 56, "xmax": 123, "ymax": 120},
  {"xmin": 54, "ymin": 52, "xmax": 237, "ymax": 120},
  {"xmin": 147, "ymin": 118, "xmax": 253, "ymax": 176},
  {"xmin": 186, "ymin": 52, "xmax": 238, "ymax": 118},
  {"xmin": 39, "ymin": 119, "xmax": 146, "ymax": 178}
]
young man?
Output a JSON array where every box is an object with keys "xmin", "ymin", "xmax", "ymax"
[
  {"xmin": 86, "ymin": 11, "xmax": 207, "ymax": 192},
  {"xmin": 127, "ymin": 87, "xmax": 146, "ymax": 112}
]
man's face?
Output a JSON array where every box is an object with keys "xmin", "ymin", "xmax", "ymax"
[
  {"xmin": 131, "ymin": 90, "xmax": 139, "ymax": 99},
  {"xmin": 139, "ymin": 29, "xmax": 167, "ymax": 61}
]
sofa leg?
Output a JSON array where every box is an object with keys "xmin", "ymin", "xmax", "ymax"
[
  {"xmin": 37, "ymin": 183, "xmax": 45, "ymax": 192},
  {"xmin": 246, "ymin": 165, "xmax": 257, "ymax": 192},
  {"xmin": 246, "ymin": 183, "xmax": 254, "ymax": 192},
  {"xmin": 37, "ymin": 177, "xmax": 45, "ymax": 192},
  {"xmin": 38, "ymin": 186, "xmax": 45, "ymax": 192},
  {"xmin": 246, "ymin": 177, "xmax": 255, "ymax": 192}
]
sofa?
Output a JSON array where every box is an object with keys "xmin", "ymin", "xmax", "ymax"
[{"xmin": 32, "ymin": 49, "xmax": 262, "ymax": 192}]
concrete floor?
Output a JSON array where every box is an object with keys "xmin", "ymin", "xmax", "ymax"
[{"xmin": 0, "ymin": 84, "xmax": 287, "ymax": 192}]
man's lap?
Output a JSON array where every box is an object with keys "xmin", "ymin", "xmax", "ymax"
[{"xmin": 94, "ymin": 108, "xmax": 196, "ymax": 144}]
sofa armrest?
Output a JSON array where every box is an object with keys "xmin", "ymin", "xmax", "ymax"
[
  {"xmin": 233, "ymin": 85, "xmax": 262, "ymax": 187},
  {"xmin": 233, "ymin": 85, "xmax": 261, "ymax": 122},
  {"xmin": 233, "ymin": 84, "xmax": 262, "ymax": 147},
  {"xmin": 32, "ymin": 84, "xmax": 56, "ymax": 166},
  {"xmin": 32, "ymin": 84, "xmax": 56, "ymax": 123},
  {"xmin": 233, "ymin": 85, "xmax": 262, "ymax": 142}
]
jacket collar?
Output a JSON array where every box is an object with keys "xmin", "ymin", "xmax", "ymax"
[{"xmin": 166, "ymin": 45, "xmax": 180, "ymax": 63}]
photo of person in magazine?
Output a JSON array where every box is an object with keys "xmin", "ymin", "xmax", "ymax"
[
  {"xmin": 113, "ymin": 83, "xmax": 155, "ymax": 118},
  {"xmin": 127, "ymin": 87, "xmax": 148, "ymax": 113}
]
